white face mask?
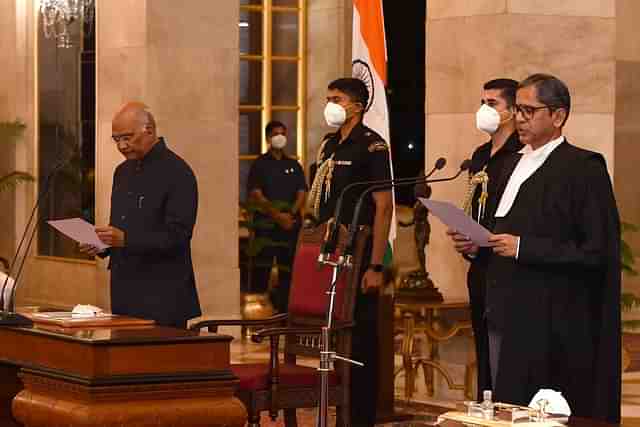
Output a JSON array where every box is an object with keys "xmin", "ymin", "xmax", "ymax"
[
  {"xmin": 324, "ymin": 102, "xmax": 347, "ymax": 128},
  {"xmin": 476, "ymin": 104, "xmax": 501, "ymax": 135},
  {"xmin": 270, "ymin": 134, "xmax": 287, "ymax": 149}
]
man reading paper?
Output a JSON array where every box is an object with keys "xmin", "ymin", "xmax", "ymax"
[
  {"xmin": 80, "ymin": 102, "xmax": 201, "ymax": 329},
  {"xmin": 456, "ymin": 74, "xmax": 621, "ymax": 423}
]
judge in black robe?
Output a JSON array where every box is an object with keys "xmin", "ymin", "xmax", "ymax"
[
  {"xmin": 487, "ymin": 75, "xmax": 620, "ymax": 423},
  {"xmin": 83, "ymin": 103, "xmax": 201, "ymax": 329}
]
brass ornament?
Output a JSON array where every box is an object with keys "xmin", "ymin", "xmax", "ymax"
[{"xmin": 463, "ymin": 168, "xmax": 489, "ymax": 223}]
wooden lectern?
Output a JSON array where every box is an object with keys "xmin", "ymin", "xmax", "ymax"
[{"xmin": 0, "ymin": 321, "xmax": 247, "ymax": 427}]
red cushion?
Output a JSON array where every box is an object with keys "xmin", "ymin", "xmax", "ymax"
[
  {"xmin": 232, "ymin": 363, "xmax": 269, "ymax": 390},
  {"xmin": 288, "ymin": 241, "xmax": 349, "ymax": 322},
  {"xmin": 232, "ymin": 363, "xmax": 340, "ymax": 391}
]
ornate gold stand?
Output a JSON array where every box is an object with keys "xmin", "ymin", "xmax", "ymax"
[{"xmin": 395, "ymin": 299, "xmax": 475, "ymax": 402}]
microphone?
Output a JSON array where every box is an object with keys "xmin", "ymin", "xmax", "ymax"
[
  {"xmin": 0, "ymin": 156, "xmax": 68, "ymax": 325},
  {"xmin": 342, "ymin": 159, "xmax": 471, "ymax": 261},
  {"xmin": 319, "ymin": 157, "xmax": 447, "ymax": 259}
]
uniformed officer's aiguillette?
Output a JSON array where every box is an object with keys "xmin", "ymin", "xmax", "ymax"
[
  {"xmin": 107, "ymin": 138, "xmax": 201, "ymax": 327},
  {"xmin": 309, "ymin": 122, "xmax": 391, "ymax": 227}
]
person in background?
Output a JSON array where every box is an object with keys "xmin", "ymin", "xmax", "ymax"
[
  {"xmin": 246, "ymin": 120, "xmax": 306, "ymax": 313},
  {"xmin": 447, "ymin": 78, "xmax": 523, "ymax": 399}
]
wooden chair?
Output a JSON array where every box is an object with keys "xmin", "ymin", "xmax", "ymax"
[{"xmin": 190, "ymin": 222, "xmax": 370, "ymax": 427}]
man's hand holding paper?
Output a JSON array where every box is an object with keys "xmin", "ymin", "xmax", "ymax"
[
  {"xmin": 47, "ymin": 218, "xmax": 110, "ymax": 252},
  {"xmin": 446, "ymin": 228, "xmax": 479, "ymax": 256},
  {"xmin": 419, "ymin": 199, "xmax": 491, "ymax": 247}
]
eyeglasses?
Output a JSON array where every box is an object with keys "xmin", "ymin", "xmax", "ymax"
[
  {"xmin": 514, "ymin": 104, "xmax": 554, "ymax": 121},
  {"xmin": 111, "ymin": 133, "xmax": 135, "ymax": 143}
]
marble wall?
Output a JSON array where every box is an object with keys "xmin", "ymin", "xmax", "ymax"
[
  {"xmin": 616, "ymin": 0, "xmax": 640, "ymax": 293},
  {"xmin": 1, "ymin": 0, "xmax": 241, "ymax": 323},
  {"xmin": 0, "ymin": 0, "xmax": 18, "ymax": 267},
  {"xmin": 425, "ymin": 0, "xmax": 617, "ymax": 300},
  {"xmin": 0, "ymin": 0, "xmax": 36, "ymax": 285}
]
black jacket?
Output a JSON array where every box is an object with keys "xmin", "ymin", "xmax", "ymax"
[{"xmin": 106, "ymin": 139, "xmax": 201, "ymax": 326}]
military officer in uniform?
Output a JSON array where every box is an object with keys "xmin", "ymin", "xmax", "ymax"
[
  {"xmin": 309, "ymin": 77, "xmax": 393, "ymax": 427},
  {"xmin": 449, "ymin": 78, "xmax": 523, "ymax": 397}
]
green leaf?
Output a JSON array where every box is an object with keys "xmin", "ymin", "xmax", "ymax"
[
  {"xmin": 621, "ymin": 293, "xmax": 640, "ymax": 311},
  {"xmin": 622, "ymin": 240, "xmax": 635, "ymax": 265},
  {"xmin": 623, "ymin": 320, "xmax": 640, "ymax": 331},
  {"xmin": 622, "ymin": 222, "xmax": 640, "ymax": 233},
  {"xmin": 0, "ymin": 171, "xmax": 35, "ymax": 194},
  {"xmin": 0, "ymin": 120, "xmax": 26, "ymax": 144}
]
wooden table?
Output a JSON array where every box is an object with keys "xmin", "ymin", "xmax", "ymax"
[
  {"xmin": 0, "ymin": 322, "xmax": 247, "ymax": 427},
  {"xmin": 395, "ymin": 297, "xmax": 475, "ymax": 401}
]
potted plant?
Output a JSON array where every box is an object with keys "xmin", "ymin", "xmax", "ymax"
[
  {"xmin": 239, "ymin": 200, "xmax": 292, "ymax": 324},
  {"xmin": 0, "ymin": 120, "xmax": 34, "ymax": 268}
]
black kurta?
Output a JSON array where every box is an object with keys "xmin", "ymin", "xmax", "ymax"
[
  {"xmin": 107, "ymin": 138, "xmax": 201, "ymax": 327},
  {"xmin": 466, "ymin": 132, "xmax": 523, "ymax": 399},
  {"xmin": 486, "ymin": 140, "xmax": 621, "ymax": 423}
]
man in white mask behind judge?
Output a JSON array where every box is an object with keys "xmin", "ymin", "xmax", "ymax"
[
  {"xmin": 446, "ymin": 78, "xmax": 523, "ymax": 399},
  {"xmin": 246, "ymin": 120, "xmax": 307, "ymax": 312}
]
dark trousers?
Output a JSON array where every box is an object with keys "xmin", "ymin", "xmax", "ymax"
[
  {"xmin": 467, "ymin": 264, "xmax": 492, "ymax": 400},
  {"xmin": 350, "ymin": 292, "xmax": 379, "ymax": 427},
  {"xmin": 252, "ymin": 230, "xmax": 297, "ymax": 313}
]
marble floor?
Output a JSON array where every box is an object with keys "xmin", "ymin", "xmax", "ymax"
[{"xmin": 229, "ymin": 337, "xmax": 640, "ymax": 426}]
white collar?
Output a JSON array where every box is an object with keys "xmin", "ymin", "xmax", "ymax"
[
  {"xmin": 494, "ymin": 135, "xmax": 565, "ymax": 218},
  {"xmin": 518, "ymin": 135, "xmax": 565, "ymax": 159}
]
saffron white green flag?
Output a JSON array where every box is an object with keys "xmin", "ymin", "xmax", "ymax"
[{"xmin": 352, "ymin": 0, "xmax": 396, "ymax": 265}]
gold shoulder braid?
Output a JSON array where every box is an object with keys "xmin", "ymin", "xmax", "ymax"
[
  {"xmin": 462, "ymin": 167, "xmax": 489, "ymax": 223},
  {"xmin": 367, "ymin": 140, "xmax": 389, "ymax": 152},
  {"xmin": 307, "ymin": 137, "xmax": 335, "ymax": 220}
]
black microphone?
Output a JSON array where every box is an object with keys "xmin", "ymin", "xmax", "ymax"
[
  {"xmin": 319, "ymin": 157, "xmax": 447, "ymax": 259},
  {"xmin": 342, "ymin": 159, "xmax": 471, "ymax": 261},
  {"xmin": 0, "ymin": 156, "xmax": 68, "ymax": 325}
]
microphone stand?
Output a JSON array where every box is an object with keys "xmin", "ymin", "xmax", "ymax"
[
  {"xmin": 314, "ymin": 158, "xmax": 451, "ymax": 427},
  {"xmin": 342, "ymin": 160, "xmax": 470, "ymax": 260},
  {"xmin": 0, "ymin": 158, "xmax": 67, "ymax": 326},
  {"xmin": 316, "ymin": 250, "xmax": 363, "ymax": 427},
  {"xmin": 319, "ymin": 157, "xmax": 446, "ymax": 258}
]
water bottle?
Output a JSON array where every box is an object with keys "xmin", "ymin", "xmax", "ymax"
[{"xmin": 481, "ymin": 389, "xmax": 494, "ymax": 420}]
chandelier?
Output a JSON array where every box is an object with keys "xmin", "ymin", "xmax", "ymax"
[{"xmin": 39, "ymin": 0, "xmax": 95, "ymax": 48}]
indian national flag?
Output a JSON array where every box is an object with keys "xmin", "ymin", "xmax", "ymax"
[{"xmin": 352, "ymin": 0, "xmax": 396, "ymax": 265}]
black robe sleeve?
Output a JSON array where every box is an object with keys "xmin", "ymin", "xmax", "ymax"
[
  {"xmin": 518, "ymin": 154, "xmax": 618, "ymax": 270},
  {"xmin": 518, "ymin": 152, "xmax": 621, "ymax": 423}
]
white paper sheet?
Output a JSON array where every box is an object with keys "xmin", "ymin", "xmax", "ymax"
[
  {"xmin": 46, "ymin": 218, "xmax": 110, "ymax": 251},
  {"xmin": 419, "ymin": 198, "xmax": 492, "ymax": 247}
]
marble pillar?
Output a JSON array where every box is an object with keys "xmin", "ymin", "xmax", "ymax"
[{"xmin": 306, "ymin": 0, "xmax": 352, "ymax": 169}]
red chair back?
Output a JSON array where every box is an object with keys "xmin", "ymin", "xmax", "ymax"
[{"xmin": 288, "ymin": 222, "xmax": 370, "ymax": 325}]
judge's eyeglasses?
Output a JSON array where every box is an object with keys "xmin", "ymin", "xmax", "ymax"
[{"xmin": 514, "ymin": 104, "xmax": 559, "ymax": 121}]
